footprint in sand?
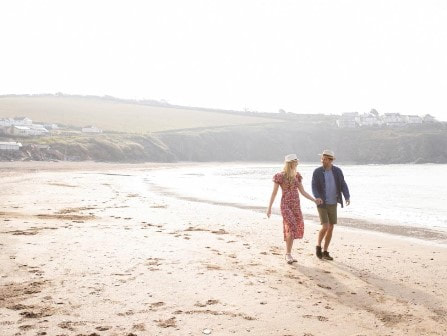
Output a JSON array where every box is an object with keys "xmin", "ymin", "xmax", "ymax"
[
  {"xmin": 148, "ymin": 301, "xmax": 165, "ymax": 310},
  {"xmin": 150, "ymin": 204, "xmax": 167, "ymax": 208},
  {"xmin": 211, "ymin": 249, "xmax": 222, "ymax": 255},
  {"xmin": 303, "ymin": 314, "xmax": 329, "ymax": 322},
  {"xmin": 194, "ymin": 299, "xmax": 220, "ymax": 307},
  {"xmin": 211, "ymin": 229, "xmax": 229, "ymax": 235},
  {"xmin": 7, "ymin": 304, "xmax": 28, "ymax": 311},
  {"xmin": 285, "ymin": 274, "xmax": 300, "ymax": 280},
  {"xmin": 20, "ymin": 311, "xmax": 44, "ymax": 318},
  {"xmin": 58, "ymin": 321, "xmax": 76, "ymax": 331},
  {"xmin": 10, "ymin": 230, "xmax": 38, "ymax": 236},
  {"xmin": 184, "ymin": 226, "xmax": 208, "ymax": 232},
  {"xmin": 317, "ymin": 284, "xmax": 332, "ymax": 290},
  {"xmin": 133, "ymin": 323, "xmax": 146, "ymax": 331},
  {"xmin": 146, "ymin": 258, "xmax": 163, "ymax": 271},
  {"xmin": 117, "ymin": 310, "xmax": 135, "ymax": 316},
  {"xmin": 155, "ymin": 317, "xmax": 176, "ymax": 328},
  {"xmin": 269, "ymin": 246, "xmax": 282, "ymax": 255}
]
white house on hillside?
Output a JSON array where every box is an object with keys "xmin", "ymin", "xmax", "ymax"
[
  {"xmin": 7, "ymin": 126, "xmax": 31, "ymax": 136},
  {"xmin": 336, "ymin": 110, "xmax": 438, "ymax": 128},
  {"xmin": 0, "ymin": 141, "xmax": 22, "ymax": 151},
  {"xmin": 6, "ymin": 125, "xmax": 49, "ymax": 136},
  {"xmin": 382, "ymin": 113, "xmax": 406, "ymax": 127},
  {"xmin": 43, "ymin": 123, "xmax": 58, "ymax": 130},
  {"xmin": 28, "ymin": 124, "xmax": 50, "ymax": 135},
  {"xmin": 0, "ymin": 118, "xmax": 14, "ymax": 126},
  {"xmin": 336, "ymin": 112, "xmax": 358, "ymax": 128},
  {"xmin": 13, "ymin": 117, "xmax": 33, "ymax": 125},
  {"xmin": 405, "ymin": 115, "xmax": 423, "ymax": 124},
  {"xmin": 82, "ymin": 126, "xmax": 103, "ymax": 133},
  {"xmin": 358, "ymin": 112, "xmax": 381, "ymax": 126}
]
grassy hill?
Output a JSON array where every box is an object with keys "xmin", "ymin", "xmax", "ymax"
[
  {"xmin": 3, "ymin": 94, "xmax": 445, "ymax": 164},
  {"xmin": 0, "ymin": 95, "xmax": 283, "ymax": 133}
]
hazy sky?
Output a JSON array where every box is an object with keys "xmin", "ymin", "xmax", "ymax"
[{"xmin": 1, "ymin": 0, "xmax": 447, "ymax": 120}]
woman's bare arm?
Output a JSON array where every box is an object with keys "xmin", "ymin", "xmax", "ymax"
[
  {"xmin": 267, "ymin": 183, "xmax": 280, "ymax": 217},
  {"xmin": 297, "ymin": 182, "xmax": 318, "ymax": 204}
]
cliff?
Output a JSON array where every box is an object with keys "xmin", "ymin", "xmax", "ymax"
[{"xmin": 2, "ymin": 123, "xmax": 446, "ymax": 164}]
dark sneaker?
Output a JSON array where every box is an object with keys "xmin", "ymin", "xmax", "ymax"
[
  {"xmin": 322, "ymin": 251, "xmax": 333, "ymax": 261},
  {"xmin": 316, "ymin": 246, "xmax": 323, "ymax": 259}
]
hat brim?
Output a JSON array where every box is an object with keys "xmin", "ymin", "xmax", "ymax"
[{"xmin": 318, "ymin": 153, "xmax": 335, "ymax": 159}]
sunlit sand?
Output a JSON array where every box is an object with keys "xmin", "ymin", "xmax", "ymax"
[{"xmin": 1, "ymin": 162, "xmax": 446, "ymax": 335}]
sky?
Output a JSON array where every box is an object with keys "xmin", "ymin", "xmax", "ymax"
[{"xmin": 1, "ymin": 0, "xmax": 447, "ymax": 121}]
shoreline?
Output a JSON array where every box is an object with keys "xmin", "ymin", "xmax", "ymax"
[
  {"xmin": 148, "ymin": 181, "xmax": 447, "ymax": 245},
  {"xmin": 2, "ymin": 160, "xmax": 446, "ymax": 243}
]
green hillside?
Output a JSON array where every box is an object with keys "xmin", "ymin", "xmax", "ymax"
[{"xmin": 0, "ymin": 95, "xmax": 282, "ymax": 133}]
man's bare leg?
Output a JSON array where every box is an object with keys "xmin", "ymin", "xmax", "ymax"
[
  {"xmin": 318, "ymin": 224, "xmax": 328, "ymax": 247},
  {"xmin": 316, "ymin": 224, "xmax": 328, "ymax": 259},
  {"xmin": 323, "ymin": 223, "xmax": 334, "ymax": 251}
]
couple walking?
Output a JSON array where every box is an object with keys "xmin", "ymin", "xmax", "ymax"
[{"xmin": 267, "ymin": 150, "xmax": 350, "ymax": 264}]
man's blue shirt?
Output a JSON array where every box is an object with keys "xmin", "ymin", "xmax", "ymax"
[{"xmin": 324, "ymin": 169, "xmax": 337, "ymax": 205}]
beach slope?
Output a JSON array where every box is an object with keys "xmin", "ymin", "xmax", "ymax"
[{"xmin": 1, "ymin": 163, "xmax": 446, "ymax": 335}]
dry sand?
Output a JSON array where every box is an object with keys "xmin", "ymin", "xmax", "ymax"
[{"xmin": 1, "ymin": 162, "xmax": 446, "ymax": 336}]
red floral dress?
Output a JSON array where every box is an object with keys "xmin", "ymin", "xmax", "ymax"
[{"xmin": 273, "ymin": 172, "xmax": 304, "ymax": 241}]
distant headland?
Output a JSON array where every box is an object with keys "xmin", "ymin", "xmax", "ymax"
[{"xmin": 1, "ymin": 94, "xmax": 446, "ymax": 164}]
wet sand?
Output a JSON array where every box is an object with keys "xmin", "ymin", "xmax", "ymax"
[{"xmin": 1, "ymin": 162, "xmax": 446, "ymax": 335}]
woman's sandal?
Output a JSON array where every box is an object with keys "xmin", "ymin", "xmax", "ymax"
[{"xmin": 285, "ymin": 254, "xmax": 294, "ymax": 264}]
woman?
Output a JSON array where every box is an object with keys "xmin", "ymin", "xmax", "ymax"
[{"xmin": 267, "ymin": 154, "xmax": 318, "ymax": 264}]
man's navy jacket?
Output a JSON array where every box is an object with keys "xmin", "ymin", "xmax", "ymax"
[{"xmin": 311, "ymin": 165, "xmax": 350, "ymax": 208}]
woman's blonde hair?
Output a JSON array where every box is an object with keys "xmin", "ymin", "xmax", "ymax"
[{"xmin": 283, "ymin": 160, "xmax": 298, "ymax": 184}]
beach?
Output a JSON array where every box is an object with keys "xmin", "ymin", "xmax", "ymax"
[{"xmin": 1, "ymin": 162, "xmax": 446, "ymax": 336}]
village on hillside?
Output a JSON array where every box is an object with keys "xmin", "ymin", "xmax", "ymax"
[
  {"xmin": 0, "ymin": 117, "xmax": 103, "ymax": 152},
  {"xmin": 337, "ymin": 109, "xmax": 438, "ymax": 128},
  {"xmin": 0, "ymin": 110, "xmax": 442, "ymax": 154}
]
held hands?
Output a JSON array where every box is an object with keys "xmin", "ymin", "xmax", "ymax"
[
  {"xmin": 315, "ymin": 198, "xmax": 323, "ymax": 205},
  {"xmin": 346, "ymin": 199, "xmax": 351, "ymax": 206},
  {"xmin": 266, "ymin": 208, "xmax": 272, "ymax": 218}
]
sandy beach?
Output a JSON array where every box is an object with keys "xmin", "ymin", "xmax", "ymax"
[{"xmin": 1, "ymin": 162, "xmax": 446, "ymax": 336}]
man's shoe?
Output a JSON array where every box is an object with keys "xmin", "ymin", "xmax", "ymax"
[
  {"xmin": 316, "ymin": 246, "xmax": 323, "ymax": 259},
  {"xmin": 322, "ymin": 251, "xmax": 333, "ymax": 261}
]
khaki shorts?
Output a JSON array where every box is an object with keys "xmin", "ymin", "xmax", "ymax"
[{"xmin": 317, "ymin": 204, "xmax": 337, "ymax": 224}]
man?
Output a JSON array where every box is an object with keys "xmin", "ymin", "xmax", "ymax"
[{"xmin": 312, "ymin": 150, "xmax": 350, "ymax": 260}]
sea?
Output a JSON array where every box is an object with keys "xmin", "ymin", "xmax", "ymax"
[{"xmin": 146, "ymin": 163, "xmax": 447, "ymax": 242}]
